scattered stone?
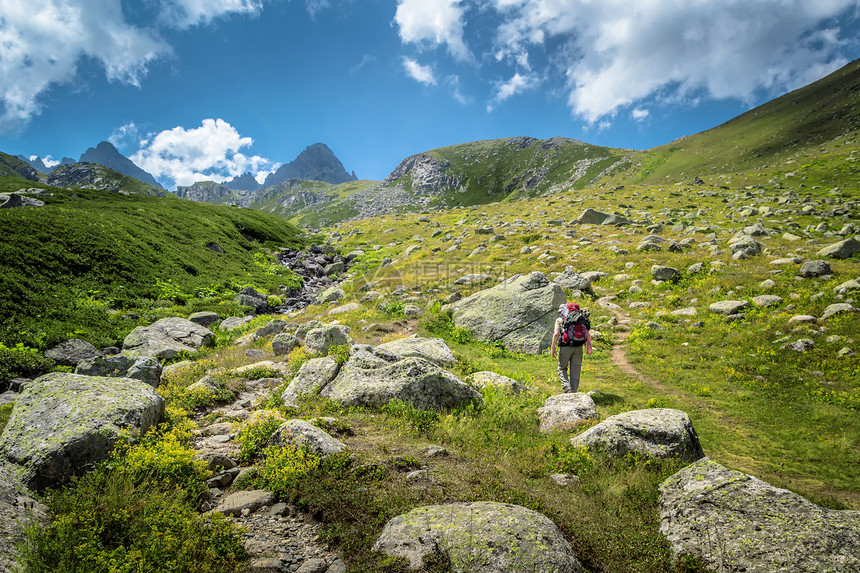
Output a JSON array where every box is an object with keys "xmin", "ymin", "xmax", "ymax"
[
  {"xmin": 213, "ymin": 490, "xmax": 274, "ymax": 517},
  {"xmin": 537, "ymin": 393, "xmax": 599, "ymax": 433},
  {"xmin": 821, "ymin": 303, "xmax": 857, "ymax": 320},
  {"xmin": 467, "ymin": 371, "xmax": 528, "ymax": 394},
  {"xmin": 577, "ymin": 208, "xmax": 609, "ymax": 224},
  {"xmin": 188, "ymin": 311, "xmax": 219, "ymax": 327},
  {"xmin": 651, "ymin": 265, "xmax": 681, "ymax": 282},
  {"xmin": 752, "ymin": 295, "xmax": 782, "ymax": 308},
  {"xmin": 0, "ymin": 373, "xmax": 164, "ymax": 490},
  {"xmin": 315, "ymin": 286, "xmax": 346, "ymax": 304},
  {"xmin": 834, "ymin": 279, "xmax": 860, "ymax": 294},
  {"xmin": 788, "ymin": 315, "xmax": 817, "ymax": 324},
  {"xmin": 759, "ymin": 279, "xmax": 776, "ymax": 289},
  {"xmin": 784, "ymin": 339, "xmax": 815, "ymax": 352},
  {"xmin": 424, "ymin": 445, "xmax": 448, "ymax": 457},
  {"xmin": 569, "ymin": 409, "xmax": 704, "ymax": 462},
  {"xmin": 659, "ymin": 458, "xmax": 860, "ymax": 573},
  {"xmin": 817, "ymin": 237, "xmax": 860, "ymax": 259},
  {"xmin": 728, "ymin": 235, "xmax": 762, "ymax": 257},
  {"xmin": 254, "ymin": 319, "xmax": 289, "ymax": 339},
  {"xmin": 553, "ymin": 267, "xmax": 592, "ymax": 291},
  {"xmin": 272, "ymin": 333, "xmax": 300, "ymax": 355},
  {"xmin": 281, "ymin": 357, "xmax": 341, "ymax": 406},
  {"xmin": 376, "ymin": 336, "xmax": 456, "ymax": 366},
  {"xmin": 709, "ymin": 300, "xmax": 749, "ymax": 315},
  {"xmin": 838, "ymin": 347, "xmax": 855, "ymax": 357},
  {"xmin": 328, "ymin": 302, "xmax": 362, "ymax": 315},
  {"xmin": 234, "ymin": 287, "xmax": 270, "ymax": 313},
  {"xmin": 268, "ymin": 419, "xmax": 346, "ymax": 457},
  {"xmin": 453, "ymin": 273, "xmax": 494, "ymax": 286},
  {"xmin": 799, "ymin": 260, "xmax": 832, "ymax": 278},
  {"xmin": 671, "ymin": 307, "xmax": 697, "ymax": 316},
  {"xmin": 550, "ymin": 473, "xmax": 580, "ymax": 487},
  {"xmin": 123, "ymin": 317, "xmax": 214, "ymax": 360},
  {"xmin": 304, "ymin": 325, "xmax": 350, "ymax": 356},
  {"xmin": 219, "ymin": 316, "xmax": 254, "ymax": 332},
  {"xmin": 373, "ymin": 502, "xmax": 582, "ymax": 572},
  {"xmin": 44, "ymin": 339, "xmax": 100, "ymax": 367}
]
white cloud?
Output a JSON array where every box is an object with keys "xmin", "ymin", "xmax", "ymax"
[
  {"xmin": 631, "ymin": 108, "xmax": 649, "ymax": 121},
  {"xmin": 487, "ymin": 72, "xmax": 536, "ymax": 111},
  {"xmin": 0, "ymin": 0, "xmax": 169, "ymax": 131},
  {"xmin": 33, "ymin": 155, "xmax": 60, "ymax": 168},
  {"xmin": 160, "ymin": 0, "xmax": 263, "ymax": 28},
  {"xmin": 109, "ymin": 121, "xmax": 141, "ymax": 148},
  {"xmin": 488, "ymin": 0, "xmax": 860, "ymax": 123},
  {"xmin": 395, "ymin": 0, "xmax": 471, "ymax": 61},
  {"xmin": 403, "ymin": 58, "xmax": 437, "ymax": 85},
  {"xmin": 131, "ymin": 118, "xmax": 274, "ymax": 188},
  {"xmin": 305, "ymin": 0, "xmax": 330, "ymax": 19}
]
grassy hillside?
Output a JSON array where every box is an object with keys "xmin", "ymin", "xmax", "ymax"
[
  {"xmin": 0, "ymin": 152, "xmax": 40, "ymax": 181},
  {"xmin": 0, "ymin": 184, "xmax": 306, "ymax": 349},
  {"xmin": 613, "ymin": 59, "xmax": 860, "ymax": 189}
]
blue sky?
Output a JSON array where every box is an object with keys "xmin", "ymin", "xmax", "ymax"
[{"xmin": 1, "ymin": 0, "xmax": 859, "ymax": 190}]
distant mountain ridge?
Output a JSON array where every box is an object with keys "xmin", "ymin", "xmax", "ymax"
[
  {"xmin": 263, "ymin": 143, "xmax": 357, "ymax": 187},
  {"xmin": 79, "ymin": 142, "xmax": 163, "ymax": 189}
]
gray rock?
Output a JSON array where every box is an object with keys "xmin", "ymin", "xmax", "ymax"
[
  {"xmin": 305, "ymin": 325, "xmax": 350, "ymax": 356},
  {"xmin": 550, "ymin": 473, "xmax": 580, "ymax": 487},
  {"xmin": 447, "ymin": 271, "xmax": 565, "ymax": 354},
  {"xmin": 799, "ymin": 260, "xmax": 832, "ymax": 278},
  {"xmin": 553, "ymin": 267, "xmax": 592, "ymax": 291},
  {"xmin": 769, "ymin": 257, "xmax": 802, "ymax": 265},
  {"xmin": 122, "ymin": 317, "xmax": 214, "ymax": 360},
  {"xmin": 328, "ymin": 302, "xmax": 362, "ymax": 315},
  {"xmin": 784, "ymin": 339, "xmax": 815, "ymax": 352},
  {"xmin": 324, "ymin": 261, "xmax": 345, "ymax": 276},
  {"xmin": 254, "ymin": 319, "xmax": 288, "ymax": 339},
  {"xmin": 296, "ymin": 558, "xmax": 329, "ymax": 573},
  {"xmin": 659, "ymin": 458, "xmax": 860, "ymax": 573},
  {"xmin": 234, "ymin": 287, "xmax": 269, "ymax": 313},
  {"xmin": 213, "ymin": 489, "xmax": 274, "ymax": 517},
  {"xmin": 788, "ymin": 315, "xmax": 818, "ymax": 324},
  {"xmin": 271, "ymin": 333, "xmax": 300, "ymax": 355},
  {"xmin": 651, "ymin": 265, "xmax": 681, "ymax": 282},
  {"xmin": 834, "ymin": 279, "xmax": 860, "ymax": 294},
  {"xmin": 44, "ymin": 339, "xmax": 100, "ymax": 366},
  {"xmin": 671, "ymin": 307, "xmax": 697, "ymax": 316},
  {"xmin": 373, "ymin": 501, "xmax": 582, "ymax": 572},
  {"xmin": 687, "ymin": 262, "xmax": 704, "ymax": 275},
  {"xmin": 467, "ymin": 371, "xmax": 528, "ymax": 394},
  {"xmin": 316, "ymin": 286, "xmax": 346, "ymax": 304},
  {"xmin": 75, "ymin": 354, "xmax": 162, "ymax": 387},
  {"xmin": 321, "ymin": 350, "xmax": 482, "ymax": 411},
  {"xmin": 821, "ymin": 303, "xmax": 857, "ymax": 321},
  {"xmin": 219, "ymin": 315, "xmax": 253, "ymax": 332},
  {"xmin": 186, "ymin": 375, "xmax": 224, "ymax": 397},
  {"xmin": 709, "ymin": 300, "xmax": 750, "ymax": 315},
  {"xmin": 729, "ymin": 235, "xmax": 763, "ymax": 257},
  {"xmin": 817, "ymin": 237, "xmax": 860, "ymax": 259},
  {"xmin": 188, "ymin": 311, "xmax": 219, "ymax": 327},
  {"xmin": 376, "ymin": 336, "xmax": 456, "ymax": 366},
  {"xmin": 569, "ymin": 408, "xmax": 704, "ymax": 462},
  {"xmin": 577, "ymin": 208, "xmax": 609, "ymax": 225},
  {"xmin": 295, "ymin": 320, "xmax": 328, "ymax": 339},
  {"xmin": 752, "ymin": 295, "xmax": 782, "ymax": 308},
  {"xmin": 0, "ymin": 373, "xmax": 164, "ymax": 490},
  {"xmin": 268, "ymin": 419, "xmax": 346, "ymax": 457},
  {"xmin": 537, "ymin": 393, "xmax": 599, "ymax": 433},
  {"xmin": 0, "ymin": 462, "xmax": 48, "ymax": 573},
  {"xmin": 281, "ymin": 357, "xmax": 341, "ymax": 405}
]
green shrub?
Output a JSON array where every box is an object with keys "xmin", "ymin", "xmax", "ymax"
[
  {"xmin": 287, "ymin": 346, "xmax": 319, "ymax": 376},
  {"xmin": 545, "ymin": 444, "xmax": 596, "ymax": 475},
  {"xmin": 381, "ymin": 399, "xmax": 440, "ymax": 437},
  {"xmin": 0, "ymin": 403, "xmax": 12, "ymax": 435},
  {"xmin": 236, "ymin": 413, "xmax": 285, "ymax": 462},
  {"xmin": 0, "ymin": 343, "xmax": 54, "ymax": 388},
  {"xmin": 255, "ymin": 445, "xmax": 322, "ymax": 498},
  {"xmin": 329, "ymin": 344, "xmax": 351, "ymax": 365},
  {"xmin": 378, "ymin": 299, "xmax": 405, "ymax": 317},
  {"xmin": 18, "ymin": 468, "xmax": 246, "ymax": 573}
]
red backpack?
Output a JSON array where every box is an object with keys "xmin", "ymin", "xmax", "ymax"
[{"xmin": 559, "ymin": 303, "xmax": 590, "ymax": 347}]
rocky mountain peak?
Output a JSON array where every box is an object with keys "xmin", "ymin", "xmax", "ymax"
[
  {"xmin": 79, "ymin": 141, "xmax": 163, "ymax": 189},
  {"xmin": 263, "ymin": 143, "xmax": 357, "ymax": 188},
  {"xmin": 223, "ymin": 172, "xmax": 262, "ymax": 192}
]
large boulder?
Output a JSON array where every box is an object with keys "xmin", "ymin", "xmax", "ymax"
[
  {"xmin": 817, "ymin": 237, "xmax": 860, "ymax": 259},
  {"xmin": 373, "ymin": 501, "xmax": 582, "ymax": 572},
  {"xmin": 0, "ymin": 373, "xmax": 164, "ymax": 490},
  {"xmin": 376, "ymin": 335, "xmax": 456, "ymax": 366},
  {"xmin": 553, "ymin": 267, "xmax": 592, "ymax": 292},
  {"xmin": 320, "ymin": 347, "xmax": 482, "ymax": 411},
  {"xmin": 576, "ymin": 208, "xmax": 609, "ymax": 225},
  {"xmin": 446, "ymin": 272, "xmax": 565, "ymax": 353},
  {"xmin": 467, "ymin": 371, "xmax": 528, "ymax": 394},
  {"xmin": 267, "ymin": 419, "xmax": 346, "ymax": 457},
  {"xmin": 799, "ymin": 260, "xmax": 832, "ymax": 278},
  {"xmin": 281, "ymin": 357, "xmax": 341, "ymax": 405},
  {"xmin": 234, "ymin": 287, "xmax": 270, "ymax": 313},
  {"xmin": 304, "ymin": 325, "xmax": 350, "ymax": 356},
  {"xmin": 75, "ymin": 354, "xmax": 162, "ymax": 387},
  {"xmin": 569, "ymin": 408, "xmax": 704, "ymax": 462},
  {"xmin": 537, "ymin": 393, "xmax": 599, "ymax": 433},
  {"xmin": 709, "ymin": 300, "xmax": 750, "ymax": 315},
  {"xmin": 122, "ymin": 317, "xmax": 214, "ymax": 360},
  {"xmin": 44, "ymin": 339, "xmax": 100, "ymax": 366},
  {"xmin": 0, "ymin": 462, "xmax": 48, "ymax": 573},
  {"xmin": 660, "ymin": 458, "xmax": 860, "ymax": 573},
  {"xmin": 728, "ymin": 235, "xmax": 762, "ymax": 257}
]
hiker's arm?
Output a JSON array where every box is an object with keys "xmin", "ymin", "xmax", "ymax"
[{"xmin": 551, "ymin": 330, "xmax": 559, "ymax": 357}]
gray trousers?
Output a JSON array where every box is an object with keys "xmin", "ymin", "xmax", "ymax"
[{"xmin": 557, "ymin": 345, "xmax": 583, "ymax": 392}]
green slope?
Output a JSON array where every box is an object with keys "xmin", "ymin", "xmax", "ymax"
[
  {"xmin": 0, "ymin": 184, "xmax": 305, "ymax": 349},
  {"xmin": 616, "ymin": 59, "xmax": 860, "ymax": 189}
]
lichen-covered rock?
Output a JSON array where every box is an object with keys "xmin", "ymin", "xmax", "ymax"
[
  {"xmin": 376, "ymin": 335, "xmax": 456, "ymax": 366},
  {"xmin": 75, "ymin": 354, "xmax": 162, "ymax": 387},
  {"xmin": 467, "ymin": 371, "xmax": 528, "ymax": 394},
  {"xmin": 553, "ymin": 267, "xmax": 592, "ymax": 292},
  {"xmin": 304, "ymin": 325, "xmax": 350, "ymax": 356},
  {"xmin": 569, "ymin": 408, "xmax": 704, "ymax": 462},
  {"xmin": 213, "ymin": 489, "xmax": 274, "ymax": 517},
  {"xmin": 799, "ymin": 260, "xmax": 832, "ymax": 278},
  {"xmin": 651, "ymin": 265, "xmax": 681, "ymax": 282},
  {"xmin": 817, "ymin": 237, "xmax": 860, "ymax": 259},
  {"xmin": 254, "ymin": 319, "xmax": 288, "ymax": 339},
  {"xmin": 281, "ymin": 357, "xmax": 341, "ymax": 405},
  {"xmin": 234, "ymin": 287, "xmax": 269, "ymax": 313},
  {"xmin": 821, "ymin": 303, "xmax": 857, "ymax": 321},
  {"xmin": 0, "ymin": 373, "xmax": 164, "ymax": 490},
  {"xmin": 446, "ymin": 271, "xmax": 565, "ymax": 354},
  {"xmin": 659, "ymin": 458, "xmax": 860, "ymax": 573},
  {"xmin": 44, "ymin": 338, "xmax": 100, "ymax": 366},
  {"xmin": 538, "ymin": 393, "xmax": 599, "ymax": 433},
  {"xmin": 709, "ymin": 300, "xmax": 749, "ymax": 315},
  {"xmin": 321, "ymin": 348, "xmax": 482, "ymax": 411},
  {"xmin": 315, "ymin": 286, "xmax": 346, "ymax": 304},
  {"xmin": 188, "ymin": 311, "xmax": 219, "ymax": 327},
  {"xmin": 373, "ymin": 501, "xmax": 582, "ymax": 572},
  {"xmin": 295, "ymin": 320, "xmax": 328, "ymax": 339},
  {"xmin": 728, "ymin": 235, "xmax": 763, "ymax": 257},
  {"xmin": 0, "ymin": 462, "xmax": 48, "ymax": 573},
  {"xmin": 219, "ymin": 315, "xmax": 254, "ymax": 332},
  {"xmin": 122, "ymin": 317, "xmax": 214, "ymax": 360},
  {"xmin": 271, "ymin": 333, "xmax": 300, "ymax": 355},
  {"xmin": 267, "ymin": 419, "xmax": 346, "ymax": 457},
  {"xmin": 577, "ymin": 208, "xmax": 609, "ymax": 225}
]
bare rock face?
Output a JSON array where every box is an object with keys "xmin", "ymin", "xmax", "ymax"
[
  {"xmin": 569, "ymin": 408, "xmax": 704, "ymax": 462},
  {"xmin": 122, "ymin": 317, "xmax": 214, "ymax": 360},
  {"xmin": 0, "ymin": 462, "xmax": 48, "ymax": 573},
  {"xmin": 0, "ymin": 373, "xmax": 164, "ymax": 490},
  {"xmin": 660, "ymin": 458, "xmax": 860, "ymax": 573},
  {"xmin": 373, "ymin": 501, "xmax": 582, "ymax": 572},
  {"xmin": 376, "ymin": 335, "xmax": 456, "ymax": 366},
  {"xmin": 384, "ymin": 153, "xmax": 464, "ymax": 195},
  {"xmin": 538, "ymin": 393, "xmax": 599, "ymax": 433},
  {"xmin": 446, "ymin": 271, "xmax": 565, "ymax": 354}
]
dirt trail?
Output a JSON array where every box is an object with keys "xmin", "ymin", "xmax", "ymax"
[{"xmin": 604, "ymin": 306, "xmax": 671, "ymax": 393}]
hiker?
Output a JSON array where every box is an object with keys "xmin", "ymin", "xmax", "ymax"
[{"xmin": 550, "ymin": 302, "xmax": 592, "ymax": 393}]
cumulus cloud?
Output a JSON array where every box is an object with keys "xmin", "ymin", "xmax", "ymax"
[
  {"xmin": 160, "ymin": 0, "xmax": 263, "ymax": 28},
  {"xmin": 35, "ymin": 155, "xmax": 60, "ymax": 168},
  {"xmin": 0, "ymin": 0, "xmax": 169, "ymax": 131},
  {"xmin": 489, "ymin": 0, "xmax": 860, "ymax": 123},
  {"xmin": 631, "ymin": 108, "xmax": 649, "ymax": 121},
  {"xmin": 131, "ymin": 118, "xmax": 273, "ymax": 188},
  {"xmin": 487, "ymin": 72, "xmax": 536, "ymax": 111},
  {"xmin": 109, "ymin": 122, "xmax": 141, "ymax": 148},
  {"xmin": 395, "ymin": 0, "xmax": 471, "ymax": 61},
  {"xmin": 403, "ymin": 58, "xmax": 437, "ymax": 85}
]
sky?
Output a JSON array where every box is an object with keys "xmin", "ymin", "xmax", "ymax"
[{"xmin": 1, "ymin": 1, "xmax": 859, "ymax": 190}]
